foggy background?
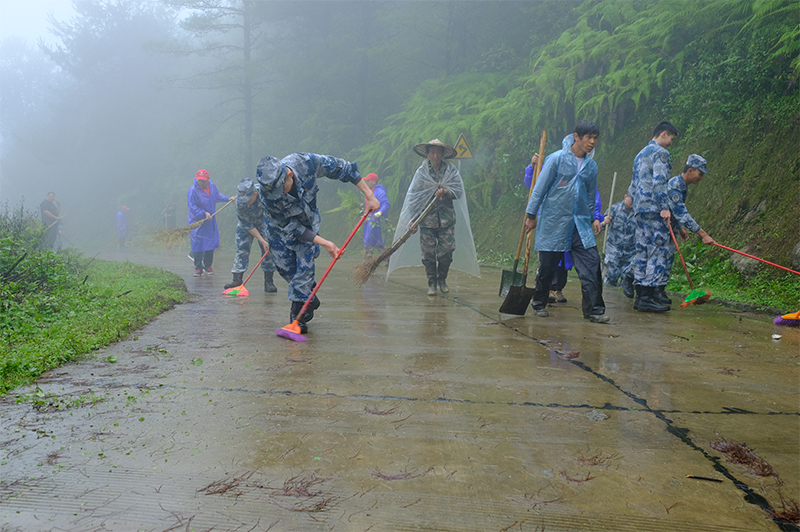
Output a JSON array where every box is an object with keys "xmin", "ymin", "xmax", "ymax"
[{"xmin": 2, "ymin": 0, "xmax": 546, "ymax": 250}]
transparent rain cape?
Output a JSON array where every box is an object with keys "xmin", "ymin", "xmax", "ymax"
[{"xmin": 387, "ymin": 160, "xmax": 480, "ymax": 278}]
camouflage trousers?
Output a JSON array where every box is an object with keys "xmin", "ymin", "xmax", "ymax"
[
  {"xmin": 420, "ymin": 225, "xmax": 455, "ymax": 278},
  {"xmin": 268, "ymin": 233, "xmax": 320, "ymax": 302},
  {"xmin": 603, "ymin": 250, "xmax": 634, "ymax": 286},
  {"xmin": 633, "ymin": 213, "xmax": 671, "ymax": 287},
  {"xmin": 232, "ymin": 225, "xmax": 275, "ymax": 274}
]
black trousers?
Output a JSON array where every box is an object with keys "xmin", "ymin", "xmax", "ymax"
[
  {"xmin": 533, "ymin": 229, "xmax": 605, "ymax": 317},
  {"xmin": 193, "ymin": 250, "xmax": 214, "ymax": 269}
]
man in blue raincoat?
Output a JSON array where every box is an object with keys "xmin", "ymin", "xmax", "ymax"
[
  {"xmin": 524, "ymin": 121, "xmax": 608, "ymax": 323},
  {"xmin": 362, "ymin": 173, "xmax": 390, "ymax": 258},
  {"xmin": 629, "ymin": 121, "xmax": 677, "ymax": 312},
  {"xmin": 256, "ymin": 153, "xmax": 379, "ymax": 334},
  {"xmin": 188, "ymin": 169, "xmax": 235, "ymax": 277}
]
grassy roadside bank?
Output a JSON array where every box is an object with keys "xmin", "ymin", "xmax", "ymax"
[
  {"xmin": 480, "ymin": 243, "xmax": 800, "ymax": 316},
  {"xmin": 0, "ymin": 254, "xmax": 187, "ymax": 394}
]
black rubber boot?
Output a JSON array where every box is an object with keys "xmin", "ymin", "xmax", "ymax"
[
  {"xmin": 633, "ymin": 284, "xmax": 641, "ymax": 310},
  {"xmin": 223, "ymin": 272, "xmax": 244, "ymax": 290},
  {"xmin": 437, "ymin": 262, "xmax": 450, "ymax": 294},
  {"xmin": 289, "ymin": 301, "xmax": 308, "ymax": 334},
  {"xmin": 655, "ymin": 285, "xmax": 672, "ymax": 305},
  {"xmin": 621, "ymin": 275, "xmax": 634, "ymax": 299},
  {"xmin": 424, "ymin": 262, "xmax": 437, "ymax": 296},
  {"xmin": 637, "ymin": 286, "xmax": 670, "ymax": 313},
  {"xmin": 264, "ymin": 270, "xmax": 277, "ymax": 293}
]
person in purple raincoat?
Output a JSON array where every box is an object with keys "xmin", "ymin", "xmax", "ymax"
[
  {"xmin": 362, "ymin": 173, "xmax": 390, "ymax": 258},
  {"xmin": 188, "ymin": 169, "xmax": 235, "ymax": 277}
]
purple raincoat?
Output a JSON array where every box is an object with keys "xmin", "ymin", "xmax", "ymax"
[
  {"xmin": 363, "ymin": 183, "xmax": 390, "ymax": 247},
  {"xmin": 187, "ymin": 179, "xmax": 229, "ymax": 253}
]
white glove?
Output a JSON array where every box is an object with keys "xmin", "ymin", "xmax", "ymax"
[{"xmin": 374, "ymin": 211, "xmax": 382, "ymax": 219}]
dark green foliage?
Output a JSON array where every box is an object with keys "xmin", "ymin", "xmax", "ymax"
[{"xmin": 0, "ymin": 204, "xmax": 188, "ymax": 393}]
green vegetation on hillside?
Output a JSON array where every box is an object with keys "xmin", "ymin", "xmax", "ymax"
[{"xmin": 0, "ymin": 204, "xmax": 187, "ymax": 394}]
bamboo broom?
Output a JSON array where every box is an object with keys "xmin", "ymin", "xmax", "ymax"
[{"xmin": 353, "ymin": 195, "xmax": 438, "ymax": 287}]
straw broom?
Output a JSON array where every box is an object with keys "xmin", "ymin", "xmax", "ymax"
[
  {"xmin": 353, "ymin": 195, "xmax": 438, "ymax": 287},
  {"xmin": 151, "ymin": 199, "xmax": 234, "ymax": 244}
]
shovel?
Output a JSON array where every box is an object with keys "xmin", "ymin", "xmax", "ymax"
[
  {"xmin": 500, "ymin": 130, "xmax": 546, "ymax": 297},
  {"xmin": 499, "ymin": 230, "xmax": 535, "ymax": 315}
]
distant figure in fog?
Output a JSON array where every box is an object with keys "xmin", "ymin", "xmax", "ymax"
[
  {"xmin": 162, "ymin": 202, "xmax": 177, "ymax": 229},
  {"xmin": 188, "ymin": 169, "xmax": 235, "ymax": 277},
  {"xmin": 117, "ymin": 206, "xmax": 130, "ymax": 248},
  {"xmin": 40, "ymin": 192, "xmax": 62, "ymax": 251}
]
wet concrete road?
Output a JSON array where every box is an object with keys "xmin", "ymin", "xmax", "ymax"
[{"xmin": 2, "ymin": 249, "xmax": 798, "ymax": 532}]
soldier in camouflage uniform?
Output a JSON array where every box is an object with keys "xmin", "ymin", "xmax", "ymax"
[
  {"xmin": 629, "ymin": 121, "xmax": 678, "ymax": 313},
  {"xmin": 223, "ymin": 178, "xmax": 278, "ymax": 293},
  {"xmin": 256, "ymin": 154, "xmax": 379, "ymax": 333},
  {"xmin": 664, "ymin": 154, "xmax": 716, "ymax": 284},
  {"xmin": 602, "ymin": 192, "xmax": 636, "ymax": 298}
]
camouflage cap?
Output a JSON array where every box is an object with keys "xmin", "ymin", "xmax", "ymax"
[
  {"xmin": 686, "ymin": 154, "xmax": 709, "ymax": 175},
  {"xmin": 256, "ymin": 156, "xmax": 287, "ymax": 200},
  {"xmin": 236, "ymin": 178, "xmax": 256, "ymax": 205}
]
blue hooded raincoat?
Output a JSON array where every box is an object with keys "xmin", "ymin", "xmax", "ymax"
[
  {"xmin": 187, "ymin": 178, "xmax": 230, "ymax": 253},
  {"xmin": 525, "ymin": 134, "xmax": 598, "ymax": 252}
]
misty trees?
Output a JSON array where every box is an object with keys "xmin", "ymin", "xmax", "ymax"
[{"xmin": 162, "ymin": 0, "xmax": 268, "ymax": 175}]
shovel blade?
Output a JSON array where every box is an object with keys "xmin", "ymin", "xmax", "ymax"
[
  {"xmin": 499, "ymin": 269, "xmax": 524, "ymax": 297},
  {"xmin": 499, "ymin": 285, "xmax": 535, "ymax": 315}
]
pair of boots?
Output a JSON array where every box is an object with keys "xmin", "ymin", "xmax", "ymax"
[
  {"xmin": 425, "ymin": 262, "xmax": 450, "ymax": 296},
  {"xmin": 223, "ymin": 270, "xmax": 277, "ymax": 293},
  {"xmin": 289, "ymin": 296, "xmax": 320, "ymax": 334},
  {"xmin": 634, "ymin": 285, "xmax": 671, "ymax": 313}
]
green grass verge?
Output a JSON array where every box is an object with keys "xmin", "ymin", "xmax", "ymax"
[{"xmin": 0, "ymin": 259, "xmax": 187, "ymax": 395}]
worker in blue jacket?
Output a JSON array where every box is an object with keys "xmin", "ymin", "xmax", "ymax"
[{"xmin": 524, "ymin": 121, "xmax": 608, "ymax": 323}]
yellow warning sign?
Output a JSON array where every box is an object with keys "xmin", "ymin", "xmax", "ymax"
[{"xmin": 454, "ymin": 134, "xmax": 473, "ymax": 159}]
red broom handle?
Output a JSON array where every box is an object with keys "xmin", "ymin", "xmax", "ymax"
[
  {"xmin": 668, "ymin": 223, "xmax": 695, "ymax": 290},
  {"xmin": 240, "ymin": 248, "xmax": 270, "ymax": 287},
  {"xmin": 712, "ymin": 242, "xmax": 800, "ymax": 276},
  {"xmin": 295, "ymin": 214, "xmax": 369, "ymax": 318}
]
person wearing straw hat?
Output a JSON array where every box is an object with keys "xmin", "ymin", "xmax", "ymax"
[
  {"xmin": 362, "ymin": 173, "xmax": 390, "ymax": 260},
  {"xmin": 662, "ymin": 154, "xmax": 716, "ymax": 296},
  {"xmin": 388, "ymin": 139, "xmax": 480, "ymax": 296},
  {"xmin": 188, "ymin": 169, "xmax": 235, "ymax": 277},
  {"xmin": 256, "ymin": 153, "xmax": 379, "ymax": 334},
  {"xmin": 223, "ymin": 178, "xmax": 278, "ymax": 293}
]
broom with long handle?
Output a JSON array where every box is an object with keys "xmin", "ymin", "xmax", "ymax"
[
  {"xmin": 711, "ymin": 242, "xmax": 800, "ymax": 276},
  {"xmin": 352, "ymin": 196, "xmax": 438, "ymax": 287},
  {"xmin": 222, "ymin": 248, "xmax": 270, "ymax": 297},
  {"xmin": 173, "ymin": 199, "xmax": 235, "ymax": 238},
  {"xmin": 668, "ymin": 222, "xmax": 711, "ymax": 307},
  {"xmin": 278, "ymin": 214, "xmax": 369, "ymax": 342}
]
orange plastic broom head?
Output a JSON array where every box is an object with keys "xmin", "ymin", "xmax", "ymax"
[
  {"xmin": 680, "ymin": 289, "xmax": 711, "ymax": 307},
  {"xmin": 276, "ymin": 320, "xmax": 307, "ymax": 342},
  {"xmin": 222, "ymin": 285, "xmax": 249, "ymax": 297}
]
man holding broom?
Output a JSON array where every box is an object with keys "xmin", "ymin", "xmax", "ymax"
[
  {"xmin": 664, "ymin": 154, "xmax": 716, "ymax": 288},
  {"xmin": 223, "ymin": 178, "xmax": 278, "ymax": 293},
  {"xmin": 256, "ymin": 154, "xmax": 379, "ymax": 334},
  {"xmin": 388, "ymin": 139, "xmax": 480, "ymax": 296},
  {"xmin": 524, "ymin": 121, "xmax": 608, "ymax": 323},
  {"xmin": 188, "ymin": 169, "xmax": 235, "ymax": 277}
]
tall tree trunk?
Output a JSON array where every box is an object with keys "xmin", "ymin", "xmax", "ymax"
[{"xmin": 242, "ymin": 0, "xmax": 253, "ymax": 174}]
